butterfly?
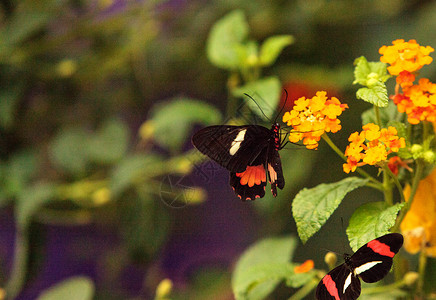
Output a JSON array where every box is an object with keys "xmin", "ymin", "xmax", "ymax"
[
  {"xmin": 316, "ymin": 233, "xmax": 404, "ymax": 300},
  {"xmin": 191, "ymin": 122, "xmax": 285, "ymax": 201}
]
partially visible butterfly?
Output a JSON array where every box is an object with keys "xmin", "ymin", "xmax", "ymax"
[
  {"xmin": 191, "ymin": 95, "xmax": 287, "ymax": 200},
  {"xmin": 316, "ymin": 233, "xmax": 404, "ymax": 300}
]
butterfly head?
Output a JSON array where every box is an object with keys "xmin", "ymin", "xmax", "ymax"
[{"xmin": 343, "ymin": 253, "xmax": 353, "ymax": 268}]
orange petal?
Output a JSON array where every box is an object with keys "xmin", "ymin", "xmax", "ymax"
[{"xmin": 294, "ymin": 259, "xmax": 314, "ymax": 274}]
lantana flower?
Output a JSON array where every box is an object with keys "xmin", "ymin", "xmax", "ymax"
[
  {"xmin": 400, "ymin": 168, "xmax": 436, "ymax": 257},
  {"xmin": 343, "ymin": 124, "xmax": 406, "ymax": 173},
  {"xmin": 392, "ymin": 78, "xmax": 436, "ymax": 124},
  {"xmin": 379, "ymin": 39, "xmax": 434, "ymax": 88},
  {"xmin": 282, "ymin": 91, "xmax": 348, "ymax": 149}
]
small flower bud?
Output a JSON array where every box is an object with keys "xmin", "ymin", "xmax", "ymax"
[
  {"xmin": 367, "ymin": 72, "xmax": 379, "ymax": 86},
  {"xmin": 324, "ymin": 252, "xmax": 337, "ymax": 269},
  {"xmin": 57, "ymin": 59, "xmax": 77, "ymax": 77},
  {"xmin": 246, "ymin": 54, "xmax": 259, "ymax": 67},
  {"xmin": 410, "ymin": 144, "xmax": 423, "ymax": 154},
  {"xmin": 156, "ymin": 278, "xmax": 173, "ymax": 299},
  {"xmin": 173, "ymin": 158, "xmax": 193, "ymax": 175},
  {"xmin": 183, "ymin": 187, "xmax": 206, "ymax": 205},
  {"xmin": 139, "ymin": 121, "xmax": 155, "ymax": 141},
  {"xmin": 92, "ymin": 187, "xmax": 111, "ymax": 206},
  {"xmin": 422, "ymin": 151, "xmax": 435, "ymax": 163},
  {"xmin": 403, "ymin": 271, "xmax": 419, "ymax": 286}
]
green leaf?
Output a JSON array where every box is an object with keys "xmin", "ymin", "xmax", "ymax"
[
  {"xmin": 346, "ymin": 201, "xmax": 404, "ymax": 251},
  {"xmin": 356, "ymin": 81, "xmax": 389, "ymax": 107},
  {"xmin": 36, "ymin": 276, "xmax": 94, "ymax": 300},
  {"xmin": 232, "ymin": 236, "xmax": 297, "ymax": 300},
  {"xmin": 286, "ymin": 269, "xmax": 316, "ymax": 288},
  {"xmin": 0, "ymin": 150, "xmax": 38, "ymax": 204},
  {"xmin": 387, "ymin": 120, "xmax": 407, "ymax": 140},
  {"xmin": 354, "ymin": 56, "xmax": 371, "ymax": 86},
  {"xmin": 120, "ymin": 193, "xmax": 170, "ymax": 261},
  {"xmin": 387, "ymin": 120, "xmax": 412, "ymax": 159},
  {"xmin": 49, "ymin": 127, "xmax": 90, "ymax": 176},
  {"xmin": 87, "ymin": 119, "xmax": 129, "ymax": 164},
  {"xmin": 259, "ymin": 35, "xmax": 294, "ymax": 66},
  {"xmin": 361, "ymin": 101, "xmax": 401, "ymax": 127},
  {"xmin": 353, "ymin": 57, "xmax": 389, "ymax": 86},
  {"xmin": 292, "ymin": 177, "xmax": 369, "ymax": 244},
  {"xmin": 235, "ymin": 40, "xmax": 259, "ymax": 68},
  {"xmin": 16, "ymin": 182, "xmax": 58, "ymax": 229},
  {"xmin": 0, "ymin": 5, "xmax": 49, "ymax": 49},
  {"xmin": 359, "ymin": 280, "xmax": 409, "ymax": 299},
  {"xmin": 0, "ymin": 84, "xmax": 23, "ymax": 129},
  {"xmin": 206, "ymin": 10, "xmax": 249, "ymax": 70},
  {"xmin": 110, "ymin": 154, "xmax": 163, "ymax": 197},
  {"xmin": 232, "ymin": 76, "xmax": 281, "ymax": 120},
  {"xmin": 254, "ymin": 147, "xmax": 317, "ymax": 215},
  {"xmin": 150, "ymin": 98, "xmax": 221, "ymax": 153}
]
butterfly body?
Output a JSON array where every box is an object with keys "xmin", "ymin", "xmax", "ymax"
[
  {"xmin": 191, "ymin": 123, "xmax": 284, "ymax": 200},
  {"xmin": 316, "ymin": 233, "xmax": 403, "ymax": 300}
]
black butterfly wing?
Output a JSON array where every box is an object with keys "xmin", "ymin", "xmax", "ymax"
[
  {"xmin": 316, "ymin": 264, "xmax": 361, "ymax": 300},
  {"xmin": 267, "ymin": 144, "xmax": 284, "ymax": 196},
  {"xmin": 229, "ymin": 146, "xmax": 268, "ymax": 200},
  {"xmin": 191, "ymin": 125, "xmax": 271, "ymax": 173},
  {"xmin": 350, "ymin": 233, "xmax": 403, "ymax": 283}
]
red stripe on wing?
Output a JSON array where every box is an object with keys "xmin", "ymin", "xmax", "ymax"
[
  {"xmin": 322, "ymin": 275, "xmax": 341, "ymax": 300},
  {"xmin": 367, "ymin": 240, "xmax": 395, "ymax": 257}
]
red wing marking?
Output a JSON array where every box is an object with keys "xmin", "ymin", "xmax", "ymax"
[
  {"xmin": 236, "ymin": 165, "xmax": 266, "ymax": 187},
  {"xmin": 367, "ymin": 240, "xmax": 395, "ymax": 257},
  {"xmin": 322, "ymin": 275, "xmax": 340, "ymax": 300}
]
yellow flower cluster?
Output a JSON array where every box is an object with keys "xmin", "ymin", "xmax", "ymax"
[
  {"xmin": 282, "ymin": 91, "xmax": 348, "ymax": 149},
  {"xmin": 343, "ymin": 124, "xmax": 406, "ymax": 173}
]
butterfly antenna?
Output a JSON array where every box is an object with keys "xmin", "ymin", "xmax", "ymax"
[
  {"xmin": 274, "ymin": 89, "xmax": 289, "ymax": 123},
  {"xmin": 244, "ymin": 93, "xmax": 272, "ymax": 122},
  {"xmin": 321, "ymin": 247, "xmax": 341, "ymax": 256}
]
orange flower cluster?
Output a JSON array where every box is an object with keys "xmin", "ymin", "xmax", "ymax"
[
  {"xmin": 282, "ymin": 91, "xmax": 348, "ymax": 149},
  {"xmin": 379, "ymin": 39, "xmax": 434, "ymax": 87},
  {"xmin": 343, "ymin": 123, "xmax": 406, "ymax": 173},
  {"xmin": 392, "ymin": 78, "xmax": 436, "ymax": 124},
  {"xmin": 380, "ymin": 39, "xmax": 436, "ymax": 124},
  {"xmin": 401, "ymin": 168, "xmax": 436, "ymax": 257}
]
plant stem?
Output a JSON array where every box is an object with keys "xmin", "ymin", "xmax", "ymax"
[
  {"xmin": 382, "ymin": 167, "xmax": 393, "ymax": 205},
  {"xmin": 383, "ymin": 164, "xmax": 406, "ymax": 204},
  {"xmin": 374, "ymin": 106, "xmax": 382, "ymax": 127},
  {"xmin": 5, "ymin": 227, "xmax": 28, "ymax": 300},
  {"xmin": 417, "ymin": 248, "xmax": 427, "ymax": 297},
  {"xmin": 321, "ymin": 134, "xmax": 381, "ymax": 185},
  {"xmin": 423, "ymin": 121, "xmax": 430, "ymax": 143},
  {"xmin": 321, "ymin": 134, "xmax": 346, "ymax": 160},
  {"xmin": 288, "ymin": 278, "xmax": 319, "ymax": 300},
  {"xmin": 392, "ymin": 159, "xmax": 424, "ymax": 233},
  {"xmin": 361, "ymin": 277, "xmax": 406, "ymax": 295}
]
